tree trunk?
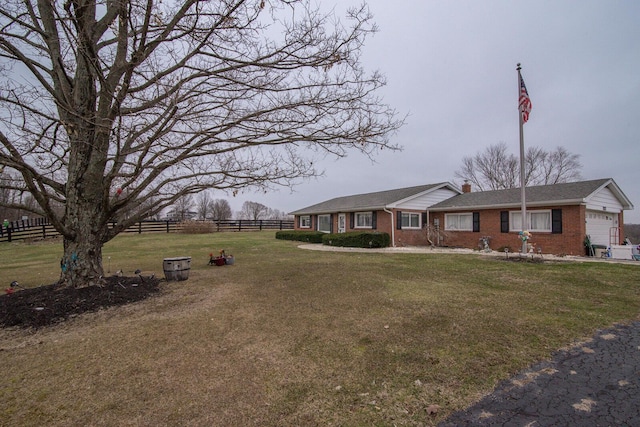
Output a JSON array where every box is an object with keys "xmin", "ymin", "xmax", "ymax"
[
  {"xmin": 60, "ymin": 134, "xmax": 109, "ymax": 288},
  {"xmin": 61, "ymin": 234, "xmax": 105, "ymax": 288}
]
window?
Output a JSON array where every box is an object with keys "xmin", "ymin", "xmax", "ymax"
[
  {"xmin": 317, "ymin": 214, "xmax": 332, "ymax": 233},
  {"xmin": 299, "ymin": 215, "xmax": 311, "ymax": 228},
  {"xmin": 510, "ymin": 210, "xmax": 551, "ymax": 232},
  {"xmin": 355, "ymin": 212, "xmax": 372, "ymax": 228},
  {"xmin": 445, "ymin": 213, "xmax": 473, "ymax": 231},
  {"xmin": 401, "ymin": 212, "xmax": 421, "ymax": 229}
]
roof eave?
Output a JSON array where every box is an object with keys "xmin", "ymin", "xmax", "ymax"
[
  {"xmin": 588, "ymin": 179, "xmax": 634, "ymax": 210},
  {"xmin": 290, "ymin": 205, "xmax": 388, "ymax": 216},
  {"xmin": 429, "ymin": 198, "xmax": 588, "ymax": 211},
  {"xmin": 386, "ymin": 182, "xmax": 462, "ymax": 208}
]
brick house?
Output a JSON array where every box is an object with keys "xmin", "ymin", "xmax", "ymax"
[
  {"xmin": 290, "ymin": 178, "xmax": 634, "ymax": 255},
  {"xmin": 289, "ymin": 183, "xmax": 461, "ymax": 247},
  {"xmin": 428, "ymin": 178, "xmax": 633, "ymax": 255}
]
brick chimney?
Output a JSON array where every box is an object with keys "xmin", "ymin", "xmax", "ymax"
[{"xmin": 462, "ymin": 180, "xmax": 472, "ymax": 193}]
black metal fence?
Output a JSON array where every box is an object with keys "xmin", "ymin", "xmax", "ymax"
[{"xmin": 0, "ymin": 218, "xmax": 293, "ymax": 243}]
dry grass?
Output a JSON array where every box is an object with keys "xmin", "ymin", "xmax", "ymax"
[{"xmin": 1, "ymin": 232, "xmax": 640, "ymax": 426}]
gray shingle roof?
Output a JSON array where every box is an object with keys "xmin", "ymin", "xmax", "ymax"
[
  {"xmin": 429, "ymin": 178, "xmax": 633, "ymax": 210},
  {"xmin": 290, "ymin": 183, "xmax": 452, "ymax": 215}
]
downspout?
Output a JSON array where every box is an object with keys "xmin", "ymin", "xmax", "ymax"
[{"xmin": 384, "ymin": 208, "xmax": 395, "ymax": 247}]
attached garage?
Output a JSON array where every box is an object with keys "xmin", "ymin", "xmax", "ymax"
[
  {"xmin": 585, "ymin": 210, "xmax": 618, "ymax": 246},
  {"xmin": 585, "ymin": 183, "xmax": 626, "ymax": 246}
]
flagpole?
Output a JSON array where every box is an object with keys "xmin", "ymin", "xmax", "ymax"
[{"xmin": 517, "ymin": 63, "xmax": 527, "ymax": 255}]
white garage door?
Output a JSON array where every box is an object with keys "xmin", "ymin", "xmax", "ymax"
[{"xmin": 586, "ymin": 210, "xmax": 616, "ymax": 246}]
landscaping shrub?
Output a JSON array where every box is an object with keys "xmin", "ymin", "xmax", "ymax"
[
  {"xmin": 275, "ymin": 230, "xmax": 324, "ymax": 243},
  {"xmin": 322, "ymin": 231, "xmax": 390, "ymax": 248}
]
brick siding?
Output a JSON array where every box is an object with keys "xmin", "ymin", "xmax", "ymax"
[{"xmin": 429, "ymin": 205, "xmax": 625, "ymax": 256}]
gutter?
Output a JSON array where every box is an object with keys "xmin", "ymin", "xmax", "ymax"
[
  {"xmin": 429, "ymin": 199, "xmax": 587, "ymax": 212},
  {"xmin": 383, "ymin": 207, "xmax": 395, "ymax": 247}
]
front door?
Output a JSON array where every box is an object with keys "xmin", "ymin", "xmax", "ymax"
[{"xmin": 338, "ymin": 213, "xmax": 346, "ymax": 233}]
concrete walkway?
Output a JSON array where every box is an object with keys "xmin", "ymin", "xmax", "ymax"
[{"xmin": 298, "ymin": 244, "xmax": 640, "ymax": 266}]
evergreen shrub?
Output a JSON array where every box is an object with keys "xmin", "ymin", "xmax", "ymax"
[
  {"xmin": 322, "ymin": 231, "xmax": 390, "ymax": 248},
  {"xmin": 275, "ymin": 230, "xmax": 324, "ymax": 243}
]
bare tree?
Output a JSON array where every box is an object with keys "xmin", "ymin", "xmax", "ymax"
[
  {"xmin": 169, "ymin": 195, "xmax": 194, "ymax": 221},
  {"xmin": 266, "ymin": 208, "xmax": 286, "ymax": 219},
  {"xmin": 539, "ymin": 146, "xmax": 582, "ymax": 184},
  {"xmin": 196, "ymin": 191, "xmax": 212, "ymax": 220},
  {"xmin": 455, "ymin": 143, "xmax": 581, "ymax": 191},
  {"xmin": 0, "ymin": 1, "xmax": 403, "ymax": 286},
  {"xmin": 0, "ymin": 171, "xmax": 19, "ymax": 221},
  {"xmin": 0, "ymin": 171, "xmax": 47, "ymax": 221},
  {"xmin": 210, "ymin": 199, "xmax": 232, "ymax": 221},
  {"xmin": 240, "ymin": 201, "xmax": 268, "ymax": 220}
]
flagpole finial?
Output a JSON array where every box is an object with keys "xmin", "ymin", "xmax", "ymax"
[{"xmin": 517, "ymin": 63, "xmax": 521, "ymax": 71}]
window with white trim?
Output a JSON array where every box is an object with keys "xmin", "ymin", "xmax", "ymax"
[
  {"xmin": 445, "ymin": 213, "xmax": 473, "ymax": 231},
  {"xmin": 355, "ymin": 212, "xmax": 373, "ymax": 228},
  {"xmin": 299, "ymin": 215, "xmax": 311, "ymax": 228},
  {"xmin": 401, "ymin": 212, "xmax": 421, "ymax": 229},
  {"xmin": 510, "ymin": 210, "xmax": 551, "ymax": 232},
  {"xmin": 317, "ymin": 214, "xmax": 332, "ymax": 233}
]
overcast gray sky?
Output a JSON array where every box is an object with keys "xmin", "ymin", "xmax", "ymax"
[{"xmin": 232, "ymin": 0, "xmax": 640, "ymax": 223}]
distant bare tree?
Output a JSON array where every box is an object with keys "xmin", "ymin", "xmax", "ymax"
[
  {"xmin": 625, "ymin": 224, "xmax": 640, "ymax": 243},
  {"xmin": 210, "ymin": 199, "xmax": 232, "ymax": 221},
  {"xmin": 0, "ymin": 171, "xmax": 48, "ymax": 220},
  {"xmin": 240, "ymin": 201, "xmax": 268, "ymax": 220},
  {"xmin": 266, "ymin": 208, "xmax": 288, "ymax": 220},
  {"xmin": 0, "ymin": 171, "xmax": 18, "ymax": 221},
  {"xmin": 538, "ymin": 146, "xmax": 582, "ymax": 184},
  {"xmin": 196, "ymin": 192, "xmax": 212, "ymax": 220},
  {"xmin": 170, "ymin": 195, "xmax": 194, "ymax": 221},
  {"xmin": 455, "ymin": 143, "xmax": 581, "ymax": 191}
]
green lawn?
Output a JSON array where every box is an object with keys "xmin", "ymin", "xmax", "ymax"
[{"xmin": 1, "ymin": 232, "xmax": 639, "ymax": 426}]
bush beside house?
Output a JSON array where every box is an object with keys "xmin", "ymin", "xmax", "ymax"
[
  {"xmin": 275, "ymin": 230, "xmax": 324, "ymax": 243},
  {"xmin": 322, "ymin": 232, "xmax": 390, "ymax": 248}
]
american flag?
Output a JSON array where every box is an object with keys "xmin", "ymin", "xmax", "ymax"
[{"xmin": 519, "ymin": 75, "xmax": 532, "ymax": 123}]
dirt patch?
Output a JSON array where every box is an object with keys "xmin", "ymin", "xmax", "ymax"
[{"xmin": 0, "ymin": 276, "xmax": 161, "ymax": 329}]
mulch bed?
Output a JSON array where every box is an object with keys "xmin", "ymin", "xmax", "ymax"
[{"xmin": 0, "ymin": 276, "xmax": 162, "ymax": 329}]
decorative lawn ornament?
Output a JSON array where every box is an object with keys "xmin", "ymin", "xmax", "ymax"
[
  {"xmin": 518, "ymin": 230, "xmax": 532, "ymax": 242},
  {"xmin": 208, "ymin": 249, "xmax": 234, "ymax": 266}
]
